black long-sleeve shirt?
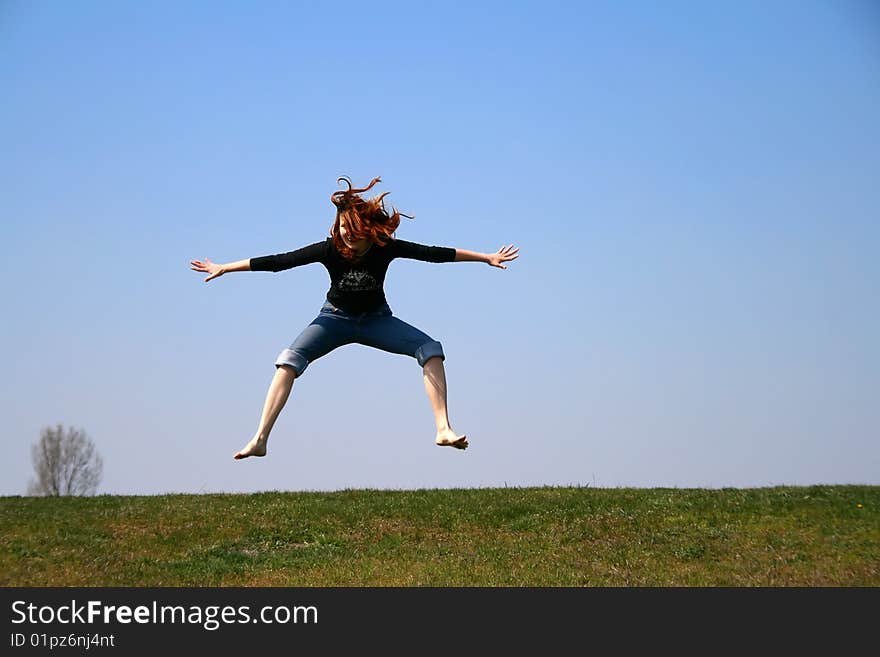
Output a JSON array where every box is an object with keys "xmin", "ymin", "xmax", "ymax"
[{"xmin": 249, "ymin": 237, "xmax": 457, "ymax": 314}]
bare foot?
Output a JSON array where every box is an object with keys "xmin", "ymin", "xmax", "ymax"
[
  {"xmin": 435, "ymin": 428, "xmax": 468, "ymax": 450},
  {"xmin": 234, "ymin": 436, "xmax": 267, "ymax": 460}
]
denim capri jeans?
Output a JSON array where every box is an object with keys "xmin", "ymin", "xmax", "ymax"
[{"xmin": 275, "ymin": 300, "xmax": 445, "ymax": 376}]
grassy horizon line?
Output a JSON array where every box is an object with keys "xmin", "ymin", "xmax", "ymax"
[{"xmin": 2, "ymin": 485, "xmax": 877, "ymax": 586}]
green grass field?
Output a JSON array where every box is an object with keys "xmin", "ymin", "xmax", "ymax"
[{"xmin": 2, "ymin": 486, "xmax": 877, "ymax": 586}]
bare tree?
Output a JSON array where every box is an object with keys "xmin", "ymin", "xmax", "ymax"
[{"xmin": 28, "ymin": 424, "xmax": 103, "ymax": 496}]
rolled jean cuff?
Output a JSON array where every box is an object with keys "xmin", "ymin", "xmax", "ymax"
[
  {"xmin": 415, "ymin": 340, "xmax": 445, "ymax": 367},
  {"xmin": 275, "ymin": 348, "xmax": 308, "ymax": 376}
]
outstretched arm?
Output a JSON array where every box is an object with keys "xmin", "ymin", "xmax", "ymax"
[
  {"xmin": 190, "ymin": 240, "xmax": 327, "ymax": 283},
  {"xmin": 389, "ymin": 239, "xmax": 519, "ymax": 269},
  {"xmin": 190, "ymin": 258, "xmax": 250, "ymax": 282},
  {"xmin": 455, "ymin": 244, "xmax": 519, "ymax": 269}
]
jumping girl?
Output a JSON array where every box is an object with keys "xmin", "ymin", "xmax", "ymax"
[{"xmin": 190, "ymin": 176, "xmax": 519, "ymax": 460}]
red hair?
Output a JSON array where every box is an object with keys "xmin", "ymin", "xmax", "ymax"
[{"xmin": 329, "ymin": 176, "xmax": 414, "ymax": 260}]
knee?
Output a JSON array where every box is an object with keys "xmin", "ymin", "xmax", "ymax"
[
  {"xmin": 422, "ymin": 355, "xmax": 444, "ymax": 370},
  {"xmin": 415, "ymin": 340, "xmax": 445, "ymax": 368},
  {"xmin": 276, "ymin": 364, "xmax": 298, "ymax": 379},
  {"xmin": 275, "ymin": 348, "xmax": 307, "ymax": 377}
]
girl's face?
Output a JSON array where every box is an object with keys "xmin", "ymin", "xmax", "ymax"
[{"xmin": 338, "ymin": 215, "xmax": 370, "ymax": 252}]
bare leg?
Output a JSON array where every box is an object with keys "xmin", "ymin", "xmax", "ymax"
[
  {"xmin": 422, "ymin": 356, "xmax": 468, "ymax": 450},
  {"xmin": 234, "ymin": 365, "xmax": 297, "ymax": 459}
]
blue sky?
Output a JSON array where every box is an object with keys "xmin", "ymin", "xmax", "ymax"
[{"xmin": 2, "ymin": 1, "xmax": 878, "ymax": 494}]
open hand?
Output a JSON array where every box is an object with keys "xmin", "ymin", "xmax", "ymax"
[
  {"xmin": 487, "ymin": 244, "xmax": 519, "ymax": 269},
  {"xmin": 190, "ymin": 257, "xmax": 224, "ymax": 282}
]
